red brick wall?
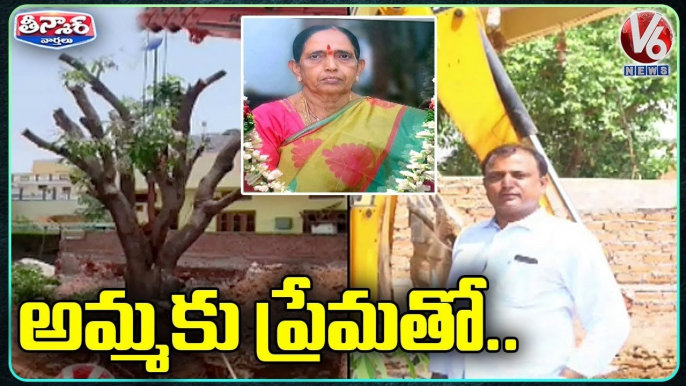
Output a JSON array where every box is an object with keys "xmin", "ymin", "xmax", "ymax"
[
  {"xmin": 58, "ymin": 231, "xmax": 347, "ymax": 276},
  {"xmin": 392, "ymin": 177, "xmax": 677, "ymax": 313}
]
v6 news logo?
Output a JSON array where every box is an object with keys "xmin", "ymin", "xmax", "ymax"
[
  {"xmin": 620, "ymin": 10, "xmax": 674, "ymax": 77},
  {"xmin": 14, "ymin": 10, "xmax": 97, "ymax": 50}
]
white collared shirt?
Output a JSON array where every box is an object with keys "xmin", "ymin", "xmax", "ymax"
[{"xmin": 429, "ymin": 208, "xmax": 631, "ymax": 379}]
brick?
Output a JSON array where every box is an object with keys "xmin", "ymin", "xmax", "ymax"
[
  {"xmin": 595, "ymin": 231, "xmax": 617, "ymax": 243},
  {"xmin": 604, "ymin": 221, "xmax": 628, "ymax": 231},
  {"xmin": 658, "ymin": 223, "xmax": 677, "ymax": 234},
  {"xmin": 592, "ymin": 212, "xmax": 618, "ymax": 221},
  {"xmin": 618, "ymin": 231, "xmax": 647, "ymax": 242},
  {"xmin": 605, "ymin": 243, "xmax": 636, "ymax": 252},
  {"xmin": 634, "ymin": 243, "xmax": 660, "ymax": 253},
  {"xmin": 646, "ymin": 274, "xmax": 674, "ymax": 285},
  {"xmin": 644, "ymin": 212, "xmax": 674, "ymax": 221},
  {"xmin": 632, "ymin": 222, "xmax": 660, "ymax": 231},
  {"xmin": 645, "ymin": 304, "xmax": 676, "ymax": 313},
  {"xmin": 634, "ymin": 292, "xmax": 664, "ymax": 303},
  {"xmin": 585, "ymin": 221, "xmax": 605, "ymax": 231},
  {"xmin": 615, "ymin": 273, "xmax": 642, "ymax": 284},
  {"xmin": 662, "ymin": 292, "xmax": 678, "ymax": 303},
  {"xmin": 610, "ymin": 264, "xmax": 630, "ymax": 274},
  {"xmin": 610, "ymin": 251, "xmax": 641, "ymax": 264},
  {"xmin": 643, "ymin": 255, "xmax": 673, "ymax": 264},
  {"xmin": 627, "ymin": 264, "xmax": 658, "ymax": 274},
  {"xmin": 655, "ymin": 264, "xmax": 676, "ymax": 275},
  {"xmin": 617, "ymin": 212, "xmax": 646, "ymax": 221},
  {"xmin": 662, "ymin": 245, "xmax": 677, "ymax": 253},
  {"xmin": 646, "ymin": 233, "xmax": 677, "ymax": 243}
]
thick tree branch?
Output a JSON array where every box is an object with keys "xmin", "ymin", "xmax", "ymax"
[
  {"xmin": 194, "ymin": 133, "xmax": 240, "ymax": 203},
  {"xmin": 53, "ymin": 108, "xmax": 85, "ymax": 139},
  {"xmin": 120, "ymin": 173, "xmax": 136, "ymax": 206},
  {"xmin": 69, "ymin": 85, "xmax": 105, "ymax": 138},
  {"xmin": 158, "ymin": 133, "xmax": 241, "ymax": 269},
  {"xmin": 151, "ymin": 176, "xmax": 185, "ymax": 255},
  {"xmin": 59, "ymin": 54, "xmax": 132, "ymax": 126},
  {"xmin": 68, "ymin": 85, "xmax": 119, "ymax": 181},
  {"xmin": 210, "ymin": 189, "xmax": 243, "ymax": 213},
  {"xmin": 158, "ymin": 188, "xmax": 242, "ymax": 270},
  {"xmin": 22, "ymin": 128, "xmax": 101, "ymax": 181},
  {"xmin": 174, "ymin": 70, "xmax": 227, "ymax": 135},
  {"xmin": 185, "ymin": 144, "xmax": 205, "ymax": 179}
]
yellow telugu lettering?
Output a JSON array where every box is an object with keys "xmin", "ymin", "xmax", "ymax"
[
  {"xmin": 256, "ymin": 276, "xmax": 322, "ymax": 362},
  {"xmin": 110, "ymin": 344, "xmax": 170, "ymax": 373},
  {"xmin": 83, "ymin": 290, "xmax": 155, "ymax": 351},
  {"xmin": 17, "ymin": 277, "xmax": 498, "ymax": 367},
  {"xmin": 171, "ymin": 289, "xmax": 239, "ymax": 352},
  {"xmin": 327, "ymin": 290, "xmax": 399, "ymax": 352},
  {"xmin": 19, "ymin": 301, "xmax": 82, "ymax": 351}
]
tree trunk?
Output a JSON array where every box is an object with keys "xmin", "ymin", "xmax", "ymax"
[{"xmin": 124, "ymin": 253, "xmax": 183, "ymax": 302}]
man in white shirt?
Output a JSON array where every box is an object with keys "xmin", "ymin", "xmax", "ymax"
[{"xmin": 430, "ymin": 144, "xmax": 630, "ymax": 379}]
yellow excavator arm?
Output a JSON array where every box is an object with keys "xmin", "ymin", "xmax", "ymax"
[{"xmin": 349, "ymin": 6, "xmax": 628, "ymax": 298}]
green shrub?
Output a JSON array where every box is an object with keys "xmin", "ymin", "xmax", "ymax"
[{"xmin": 12, "ymin": 264, "xmax": 60, "ymax": 304}]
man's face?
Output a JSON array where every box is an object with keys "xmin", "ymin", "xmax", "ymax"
[
  {"xmin": 483, "ymin": 150, "xmax": 548, "ymax": 220},
  {"xmin": 293, "ymin": 29, "xmax": 363, "ymax": 95}
]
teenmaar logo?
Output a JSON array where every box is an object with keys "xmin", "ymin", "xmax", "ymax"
[{"xmin": 14, "ymin": 10, "xmax": 97, "ymax": 50}]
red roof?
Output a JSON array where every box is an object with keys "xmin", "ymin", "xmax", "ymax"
[{"xmin": 137, "ymin": 7, "xmax": 349, "ymax": 43}]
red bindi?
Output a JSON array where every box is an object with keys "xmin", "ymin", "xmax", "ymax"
[{"xmin": 327, "ymin": 44, "xmax": 333, "ymax": 56}]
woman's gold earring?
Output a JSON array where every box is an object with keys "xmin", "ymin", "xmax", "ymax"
[{"xmin": 356, "ymin": 76, "xmax": 360, "ymax": 82}]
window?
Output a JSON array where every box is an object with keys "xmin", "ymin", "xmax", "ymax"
[
  {"xmin": 302, "ymin": 210, "xmax": 348, "ymax": 234},
  {"xmin": 217, "ymin": 211, "xmax": 256, "ymax": 232},
  {"xmin": 62, "ymin": 187, "xmax": 71, "ymax": 200},
  {"xmin": 59, "ymin": 174, "xmax": 69, "ymax": 181},
  {"xmin": 135, "ymin": 193, "xmax": 148, "ymax": 203}
]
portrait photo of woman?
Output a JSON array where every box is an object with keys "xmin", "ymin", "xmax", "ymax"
[{"xmin": 243, "ymin": 17, "xmax": 436, "ymax": 194}]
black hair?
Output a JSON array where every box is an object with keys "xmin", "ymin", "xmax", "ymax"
[
  {"xmin": 481, "ymin": 144, "xmax": 549, "ymax": 177},
  {"xmin": 292, "ymin": 25, "xmax": 361, "ymax": 62}
]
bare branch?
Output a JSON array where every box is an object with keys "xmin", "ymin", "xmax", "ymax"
[
  {"xmin": 157, "ymin": 188, "xmax": 240, "ymax": 270},
  {"xmin": 53, "ymin": 109, "xmax": 84, "ymax": 139},
  {"xmin": 185, "ymin": 144, "xmax": 205, "ymax": 178},
  {"xmin": 210, "ymin": 189, "xmax": 243, "ymax": 213},
  {"xmin": 195, "ymin": 133, "xmax": 240, "ymax": 204},
  {"xmin": 69, "ymin": 85, "xmax": 104, "ymax": 138},
  {"xmin": 68, "ymin": 85, "xmax": 120, "ymax": 181},
  {"xmin": 59, "ymin": 54, "xmax": 132, "ymax": 126},
  {"xmin": 159, "ymin": 134, "xmax": 240, "ymax": 269},
  {"xmin": 23, "ymin": 129, "xmax": 70, "ymax": 157},
  {"xmin": 174, "ymin": 70, "xmax": 227, "ymax": 135},
  {"xmin": 22, "ymin": 128, "xmax": 100, "ymax": 180}
]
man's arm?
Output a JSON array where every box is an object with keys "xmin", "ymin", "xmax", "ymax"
[{"xmin": 561, "ymin": 225, "xmax": 631, "ymax": 378}]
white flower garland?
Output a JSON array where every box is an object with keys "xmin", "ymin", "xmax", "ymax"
[
  {"xmin": 243, "ymin": 99, "xmax": 289, "ymax": 193},
  {"xmin": 389, "ymin": 96, "xmax": 436, "ymax": 193}
]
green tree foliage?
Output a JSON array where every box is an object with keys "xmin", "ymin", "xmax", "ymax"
[{"xmin": 440, "ymin": 10, "xmax": 677, "ymax": 179}]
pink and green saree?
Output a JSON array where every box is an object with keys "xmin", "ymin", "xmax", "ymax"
[{"xmin": 253, "ymin": 96, "xmax": 430, "ymax": 193}]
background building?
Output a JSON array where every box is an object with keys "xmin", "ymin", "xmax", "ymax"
[{"xmin": 12, "ymin": 131, "xmax": 348, "ymax": 235}]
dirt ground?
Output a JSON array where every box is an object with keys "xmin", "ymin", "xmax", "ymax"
[{"xmin": 11, "ymin": 262, "xmax": 348, "ymax": 380}]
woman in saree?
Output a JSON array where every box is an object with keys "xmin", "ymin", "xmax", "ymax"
[{"xmin": 250, "ymin": 24, "xmax": 432, "ymax": 193}]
